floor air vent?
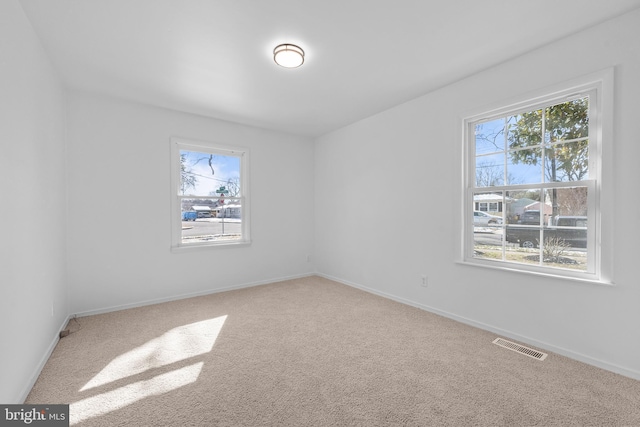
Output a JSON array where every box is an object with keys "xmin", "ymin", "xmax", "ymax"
[{"xmin": 492, "ymin": 338, "xmax": 548, "ymax": 361}]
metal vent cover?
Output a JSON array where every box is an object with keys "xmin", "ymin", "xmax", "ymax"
[{"xmin": 493, "ymin": 338, "xmax": 548, "ymax": 361}]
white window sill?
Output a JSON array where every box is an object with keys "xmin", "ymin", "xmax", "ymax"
[
  {"xmin": 456, "ymin": 259, "xmax": 614, "ymax": 287},
  {"xmin": 171, "ymin": 240, "xmax": 251, "ymax": 253}
]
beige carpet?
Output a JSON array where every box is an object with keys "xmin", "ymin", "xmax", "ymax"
[{"xmin": 26, "ymin": 276, "xmax": 640, "ymax": 426}]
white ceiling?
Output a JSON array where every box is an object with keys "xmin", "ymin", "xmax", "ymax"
[{"xmin": 19, "ymin": 0, "xmax": 640, "ymax": 137}]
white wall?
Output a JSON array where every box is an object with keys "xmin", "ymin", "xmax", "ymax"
[
  {"xmin": 66, "ymin": 92, "xmax": 315, "ymax": 315},
  {"xmin": 0, "ymin": 0, "xmax": 68, "ymax": 403},
  {"xmin": 315, "ymin": 10, "xmax": 640, "ymax": 378}
]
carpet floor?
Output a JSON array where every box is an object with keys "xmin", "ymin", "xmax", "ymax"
[{"xmin": 26, "ymin": 276, "xmax": 640, "ymax": 426}]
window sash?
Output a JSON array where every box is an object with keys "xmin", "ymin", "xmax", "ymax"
[{"xmin": 465, "ymin": 179, "xmax": 596, "ymax": 276}]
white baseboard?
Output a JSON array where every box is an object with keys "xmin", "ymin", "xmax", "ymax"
[
  {"xmin": 17, "ymin": 314, "xmax": 72, "ymax": 403},
  {"xmin": 72, "ymin": 272, "xmax": 316, "ymax": 318},
  {"xmin": 317, "ymin": 272, "xmax": 640, "ymax": 381}
]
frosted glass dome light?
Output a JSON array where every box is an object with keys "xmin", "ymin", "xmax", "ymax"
[{"xmin": 274, "ymin": 44, "xmax": 304, "ymax": 68}]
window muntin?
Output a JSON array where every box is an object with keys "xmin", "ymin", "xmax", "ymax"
[
  {"xmin": 171, "ymin": 139, "xmax": 250, "ymax": 250},
  {"xmin": 465, "ymin": 86, "xmax": 601, "ymax": 280}
]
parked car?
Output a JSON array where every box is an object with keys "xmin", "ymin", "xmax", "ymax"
[
  {"xmin": 506, "ymin": 216, "xmax": 587, "ymax": 248},
  {"xmin": 473, "ymin": 211, "xmax": 503, "ymax": 226},
  {"xmin": 517, "ymin": 210, "xmax": 541, "ymax": 225},
  {"xmin": 181, "ymin": 211, "xmax": 197, "ymax": 221}
]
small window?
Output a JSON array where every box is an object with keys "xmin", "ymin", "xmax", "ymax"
[
  {"xmin": 462, "ymin": 74, "xmax": 610, "ymax": 282},
  {"xmin": 170, "ymin": 138, "xmax": 250, "ymax": 250}
]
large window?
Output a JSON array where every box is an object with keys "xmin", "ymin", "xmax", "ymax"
[
  {"xmin": 462, "ymin": 74, "xmax": 611, "ymax": 282},
  {"xmin": 170, "ymin": 138, "xmax": 250, "ymax": 250}
]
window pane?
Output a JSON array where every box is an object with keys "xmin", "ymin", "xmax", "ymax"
[
  {"xmin": 473, "ymin": 192, "xmax": 504, "ymax": 223},
  {"xmin": 473, "ymin": 230, "xmax": 505, "ymax": 262},
  {"xmin": 545, "ymin": 97, "xmax": 589, "ymax": 142},
  {"xmin": 506, "ymin": 146, "xmax": 542, "ymax": 185},
  {"xmin": 540, "ymin": 186, "xmax": 588, "ymax": 271},
  {"xmin": 475, "ymin": 118, "xmax": 505, "ymax": 155},
  {"xmin": 505, "ymin": 110, "xmax": 543, "ymax": 186},
  {"xmin": 181, "ymin": 198, "xmax": 242, "ymax": 244},
  {"xmin": 504, "ymin": 189, "xmax": 542, "ymax": 224},
  {"xmin": 505, "ymin": 188, "xmax": 542, "ymax": 262},
  {"xmin": 507, "ymin": 110, "xmax": 542, "ymax": 148},
  {"xmin": 475, "ymin": 153, "xmax": 505, "ymax": 187},
  {"xmin": 179, "ymin": 150, "xmax": 241, "ymax": 197},
  {"xmin": 504, "ymin": 225, "xmax": 541, "ymax": 265},
  {"xmin": 472, "ymin": 191, "xmax": 504, "ymax": 261},
  {"xmin": 543, "ymin": 186, "xmax": 588, "ymax": 219},
  {"xmin": 544, "ymin": 140, "xmax": 589, "ymax": 182},
  {"xmin": 540, "ymin": 238, "xmax": 587, "ymax": 271}
]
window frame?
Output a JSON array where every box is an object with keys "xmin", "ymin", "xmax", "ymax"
[
  {"xmin": 460, "ymin": 71, "xmax": 613, "ymax": 284},
  {"xmin": 170, "ymin": 137, "xmax": 251, "ymax": 251}
]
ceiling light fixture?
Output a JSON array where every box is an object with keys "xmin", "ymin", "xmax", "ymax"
[{"xmin": 273, "ymin": 44, "xmax": 304, "ymax": 68}]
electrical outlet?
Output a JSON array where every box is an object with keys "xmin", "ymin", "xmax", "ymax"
[{"xmin": 421, "ymin": 275, "xmax": 428, "ymax": 287}]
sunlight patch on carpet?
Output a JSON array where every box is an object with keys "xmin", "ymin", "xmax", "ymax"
[
  {"xmin": 69, "ymin": 362, "xmax": 203, "ymax": 425},
  {"xmin": 80, "ymin": 315, "xmax": 227, "ymax": 392}
]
